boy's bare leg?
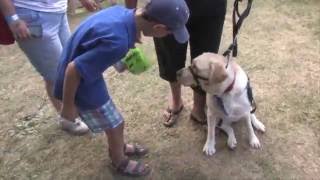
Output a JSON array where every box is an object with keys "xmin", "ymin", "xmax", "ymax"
[
  {"xmin": 46, "ymin": 80, "xmax": 79, "ymax": 119},
  {"xmin": 105, "ymin": 122, "xmax": 150, "ymax": 176},
  {"xmin": 105, "ymin": 122, "xmax": 126, "ymax": 165},
  {"xmin": 168, "ymin": 81, "xmax": 183, "ymax": 111},
  {"xmin": 45, "ymin": 80, "xmax": 62, "ymax": 112},
  {"xmin": 46, "ymin": 80, "xmax": 88, "ymax": 135},
  {"xmin": 163, "ymin": 82, "xmax": 184, "ymax": 126}
]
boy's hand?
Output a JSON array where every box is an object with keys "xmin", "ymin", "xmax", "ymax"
[
  {"xmin": 61, "ymin": 104, "xmax": 78, "ymax": 121},
  {"xmin": 79, "ymin": 0, "xmax": 101, "ymax": 12}
]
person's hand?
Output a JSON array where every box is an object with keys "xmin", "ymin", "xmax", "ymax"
[
  {"xmin": 8, "ymin": 19, "xmax": 31, "ymax": 40},
  {"xmin": 79, "ymin": 0, "xmax": 101, "ymax": 12},
  {"xmin": 61, "ymin": 104, "xmax": 78, "ymax": 121}
]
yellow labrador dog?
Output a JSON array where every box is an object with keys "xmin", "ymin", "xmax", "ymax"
[{"xmin": 177, "ymin": 53, "xmax": 265, "ymax": 156}]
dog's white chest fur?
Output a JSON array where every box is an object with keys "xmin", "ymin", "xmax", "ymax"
[
  {"xmin": 208, "ymin": 67, "xmax": 251, "ymax": 121},
  {"xmin": 212, "ymin": 90, "xmax": 251, "ymax": 121}
]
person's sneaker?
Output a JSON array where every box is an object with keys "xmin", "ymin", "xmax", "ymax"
[{"xmin": 58, "ymin": 117, "xmax": 89, "ymax": 135}]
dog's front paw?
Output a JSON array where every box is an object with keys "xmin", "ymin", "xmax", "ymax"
[
  {"xmin": 203, "ymin": 141, "xmax": 216, "ymax": 156},
  {"xmin": 249, "ymin": 136, "xmax": 261, "ymax": 149},
  {"xmin": 227, "ymin": 136, "xmax": 237, "ymax": 149}
]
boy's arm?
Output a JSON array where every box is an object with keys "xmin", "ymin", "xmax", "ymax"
[
  {"xmin": 0, "ymin": 0, "xmax": 30, "ymax": 39},
  {"xmin": 61, "ymin": 61, "xmax": 81, "ymax": 121},
  {"xmin": 124, "ymin": 0, "xmax": 141, "ymax": 42}
]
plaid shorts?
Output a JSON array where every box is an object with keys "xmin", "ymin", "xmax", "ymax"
[{"xmin": 79, "ymin": 99, "xmax": 124, "ymax": 133}]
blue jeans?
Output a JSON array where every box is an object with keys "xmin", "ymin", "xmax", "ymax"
[{"xmin": 16, "ymin": 7, "xmax": 71, "ymax": 82}]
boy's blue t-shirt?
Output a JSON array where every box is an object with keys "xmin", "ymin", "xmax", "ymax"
[{"xmin": 54, "ymin": 6, "xmax": 136, "ymax": 110}]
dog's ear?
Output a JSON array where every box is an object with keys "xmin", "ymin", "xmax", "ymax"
[{"xmin": 209, "ymin": 62, "xmax": 228, "ymax": 84}]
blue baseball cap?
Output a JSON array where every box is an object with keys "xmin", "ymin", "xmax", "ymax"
[{"xmin": 145, "ymin": 0, "xmax": 190, "ymax": 43}]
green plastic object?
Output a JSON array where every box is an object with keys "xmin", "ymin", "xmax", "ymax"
[{"xmin": 122, "ymin": 48, "xmax": 151, "ymax": 74}]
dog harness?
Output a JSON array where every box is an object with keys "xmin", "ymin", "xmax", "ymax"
[
  {"xmin": 214, "ymin": 76, "xmax": 256, "ymax": 116},
  {"xmin": 216, "ymin": 79, "xmax": 256, "ymax": 127},
  {"xmin": 188, "ymin": 62, "xmax": 257, "ymax": 116},
  {"xmin": 217, "ymin": 0, "xmax": 256, "ymax": 115}
]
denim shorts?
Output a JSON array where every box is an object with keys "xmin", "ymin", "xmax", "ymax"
[
  {"xmin": 79, "ymin": 99, "xmax": 124, "ymax": 133},
  {"xmin": 15, "ymin": 7, "xmax": 71, "ymax": 82}
]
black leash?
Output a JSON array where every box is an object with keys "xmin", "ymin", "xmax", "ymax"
[
  {"xmin": 246, "ymin": 79, "xmax": 257, "ymax": 113},
  {"xmin": 222, "ymin": 0, "xmax": 257, "ymax": 114},
  {"xmin": 223, "ymin": 0, "xmax": 253, "ymax": 68}
]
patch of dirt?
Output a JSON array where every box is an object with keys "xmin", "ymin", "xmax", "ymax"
[{"xmin": 0, "ymin": 0, "xmax": 319, "ymax": 179}]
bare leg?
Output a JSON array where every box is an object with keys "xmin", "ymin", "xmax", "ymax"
[
  {"xmin": 45, "ymin": 80, "xmax": 61, "ymax": 112},
  {"xmin": 106, "ymin": 122, "xmax": 150, "ymax": 176},
  {"xmin": 191, "ymin": 90, "xmax": 206, "ymax": 122},
  {"xmin": 168, "ymin": 81, "xmax": 183, "ymax": 111},
  {"xmin": 163, "ymin": 82, "xmax": 183, "ymax": 117},
  {"xmin": 105, "ymin": 122, "xmax": 126, "ymax": 165},
  {"xmin": 162, "ymin": 82, "xmax": 183, "ymax": 127},
  {"xmin": 46, "ymin": 80, "xmax": 88, "ymax": 135},
  {"xmin": 46, "ymin": 80, "xmax": 86, "ymax": 134},
  {"xmin": 46, "ymin": 80, "xmax": 81, "ymax": 121}
]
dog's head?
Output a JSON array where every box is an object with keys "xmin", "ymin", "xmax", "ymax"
[{"xmin": 177, "ymin": 53, "xmax": 228, "ymax": 95}]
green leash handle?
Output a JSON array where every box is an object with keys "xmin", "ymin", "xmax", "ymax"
[{"xmin": 122, "ymin": 48, "xmax": 151, "ymax": 75}]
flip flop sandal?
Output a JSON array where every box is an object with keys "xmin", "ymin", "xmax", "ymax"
[
  {"xmin": 113, "ymin": 159, "xmax": 151, "ymax": 177},
  {"xmin": 124, "ymin": 143, "xmax": 148, "ymax": 156},
  {"xmin": 163, "ymin": 105, "xmax": 184, "ymax": 127},
  {"xmin": 190, "ymin": 113, "xmax": 207, "ymax": 125}
]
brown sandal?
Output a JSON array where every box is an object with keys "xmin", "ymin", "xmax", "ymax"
[
  {"xmin": 114, "ymin": 159, "xmax": 151, "ymax": 177},
  {"xmin": 163, "ymin": 105, "xmax": 184, "ymax": 127},
  {"xmin": 124, "ymin": 143, "xmax": 148, "ymax": 156}
]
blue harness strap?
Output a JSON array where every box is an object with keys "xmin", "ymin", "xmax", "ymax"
[{"xmin": 214, "ymin": 95, "xmax": 228, "ymax": 116}]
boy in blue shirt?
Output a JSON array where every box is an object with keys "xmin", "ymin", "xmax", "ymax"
[{"xmin": 54, "ymin": 0, "xmax": 189, "ymax": 176}]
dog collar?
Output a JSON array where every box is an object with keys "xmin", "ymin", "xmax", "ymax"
[
  {"xmin": 223, "ymin": 70, "xmax": 236, "ymax": 94},
  {"xmin": 214, "ymin": 70, "xmax": 236, "ymax": 116}
]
